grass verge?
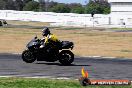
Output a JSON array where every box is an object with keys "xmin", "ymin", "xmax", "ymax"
[
  {"xmin": 111, "ymin": 28, "xmax": 132, "ymax": 30},
  {"xmin": 0, "ymin": 78, "xmax": 131, "ymax": 88}
]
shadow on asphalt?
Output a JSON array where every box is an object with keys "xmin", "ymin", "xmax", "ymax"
[
  {"xmin": 0, "ymin": 53, "xmax": 132, "ymax": 65},
  {"xmin": 36, "ymin": 62, "xmax": 91, "ymax": 67}
]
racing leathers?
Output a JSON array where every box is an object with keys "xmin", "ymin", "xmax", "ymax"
[{"xmin": 40, "ymin": 34, "xmax": 59, "ymax": 49}]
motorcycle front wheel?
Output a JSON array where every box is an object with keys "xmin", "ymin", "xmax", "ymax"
[
  {"xmin": 59, "ymin": 50, "xmax": 74, "ymax": 65},
  {"xmin": 22, "ymin": 50, "xmax": 36, "ymax": 63}
]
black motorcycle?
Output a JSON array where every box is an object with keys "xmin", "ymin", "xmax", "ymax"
[{"xmin": 22, "ymin": 36, "xmax": 74, "ymax": 65}]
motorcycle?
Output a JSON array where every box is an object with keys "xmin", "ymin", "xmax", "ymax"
[{"xmin": 22, "ymin": 35, "xmax": 74, "ymax": 65}]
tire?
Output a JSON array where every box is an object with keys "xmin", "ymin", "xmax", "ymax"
[
  {"xmin": 59, "ymin": 50, "xmax": 74, "ymax": 65},
  {"xmin": 22, "ymin": 50, "xmax": 36, "ymax": 63}
]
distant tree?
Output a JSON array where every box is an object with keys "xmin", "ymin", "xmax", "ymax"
[
  {"xmin": 86, "ymin": 1, "xmax": 102, "ymax": 14},
  {"xmin": 23, "ymin": 1, "xmax": 39, "ymax": 11},
  {"xmin": 69, "ymin": 3, "xmax": 84, "ymax": 14},
  {"xmin": 48, "ymin": 1, "xmax": 58, "ymax": 12},
  {"xmin": 86, "ymin": 0, "xmax": 110, "ymax": 14},
  {"xmin": 103, "ymin": 7, "xmax": 110, "ymax": 14},
  {"xmin": 0, "ymin": 0, "xmax": 6, "ymax": 10},
  {"xmin": 38, "ymin": 0, "xmax": 45, "ymax": 11},
  {"xmin": 5, "ymin": 0, "xmax": 16, "ymax": 10},
  {"xmin": 71, "ymin": 7, "xmax": 85, "ymax": 14},
  {"xmin": 68, "ymin": 3, "xmax": 82, "ymax": 9},
  {"xmin": 99, "ymin": 1, "xmax": 110, "ymax": 14},
  {"xmin": 0, "ymin": 0, "xmax": 24, "ymax": 10},
  {"xmin": 23, "ymin": 0, "xmax": 32, "ymax": 3},
  {"xmin": 0, "ymin": 0, "xmax": 110, "ymax": 14},
  {"xmin": 50, "ymin": 4, "xmax": 71, "ymax": 13},
  {"xmin": 48, "ymin": 1, "xmax": 58, "ymax": 8},
  {"xmin": 14, "ymin": 0, "xmax": 24, "ymax": 10},
  {"xmin": 22, "ymin": 0, "xmax": 32, "ymax": 9}
]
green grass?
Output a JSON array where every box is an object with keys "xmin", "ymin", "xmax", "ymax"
[
  {"xmin": 0, "ymin": 78, "xmax": 131, "ymax": 88},
  {"xmin": 121, "ymin": 50, "xmax": 132, "ymax": 53},
  {"xmin": 111, "ymin": 28, "xmax": 132, "ymax": 30},
  {"xmin": 57, "ymin": 27, "xmax": 83, "ymax": 30}
]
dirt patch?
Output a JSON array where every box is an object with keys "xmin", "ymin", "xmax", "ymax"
[{"xmin": 6, "ymin": 20, "xmax": 50, "ymax": 27}]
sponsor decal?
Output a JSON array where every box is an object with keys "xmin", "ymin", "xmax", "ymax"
[{"xmin": 79, "ymin": 67, "xmax": 131, "ymax": 86}]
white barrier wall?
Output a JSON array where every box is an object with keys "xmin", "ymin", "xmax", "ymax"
[{"xmin": 0, "ymin": 10, "xmax": 132, "ymax": 27}]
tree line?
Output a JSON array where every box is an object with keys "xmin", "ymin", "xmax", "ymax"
[{"xmin": 0, "ymin": 0, "xmax": 110, "ymax": 14}]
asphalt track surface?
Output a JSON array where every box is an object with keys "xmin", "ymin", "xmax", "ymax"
[{"xmin": 0, "ymin": 53, "xmax": 132, "ymax": 80}]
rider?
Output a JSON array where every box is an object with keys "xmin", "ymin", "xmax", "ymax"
[{"xmin": 40, "ymin": 27, "xmax": 59, "ymax": 49}]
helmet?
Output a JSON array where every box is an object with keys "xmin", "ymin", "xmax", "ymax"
[{"xmin": 42, "ymin": 27, "xmax": 50, "ymax": 36}]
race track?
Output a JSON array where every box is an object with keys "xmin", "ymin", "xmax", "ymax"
[{"xmin": 0, "ymin": 53, "xmax": 132, "ymax": 80}]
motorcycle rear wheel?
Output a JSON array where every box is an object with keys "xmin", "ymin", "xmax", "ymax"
[
  {"xmin": 22, "ymin": 50, "xmax": 36, "ymax": 63},
  {"xmin": 59, "ymin": 50, "xmax": 74, "ymax": 65}
]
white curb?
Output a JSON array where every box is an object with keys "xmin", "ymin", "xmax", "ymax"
[{"xmin": 0, "ymin": 75, "xmax": 76, "ymax": 80}]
